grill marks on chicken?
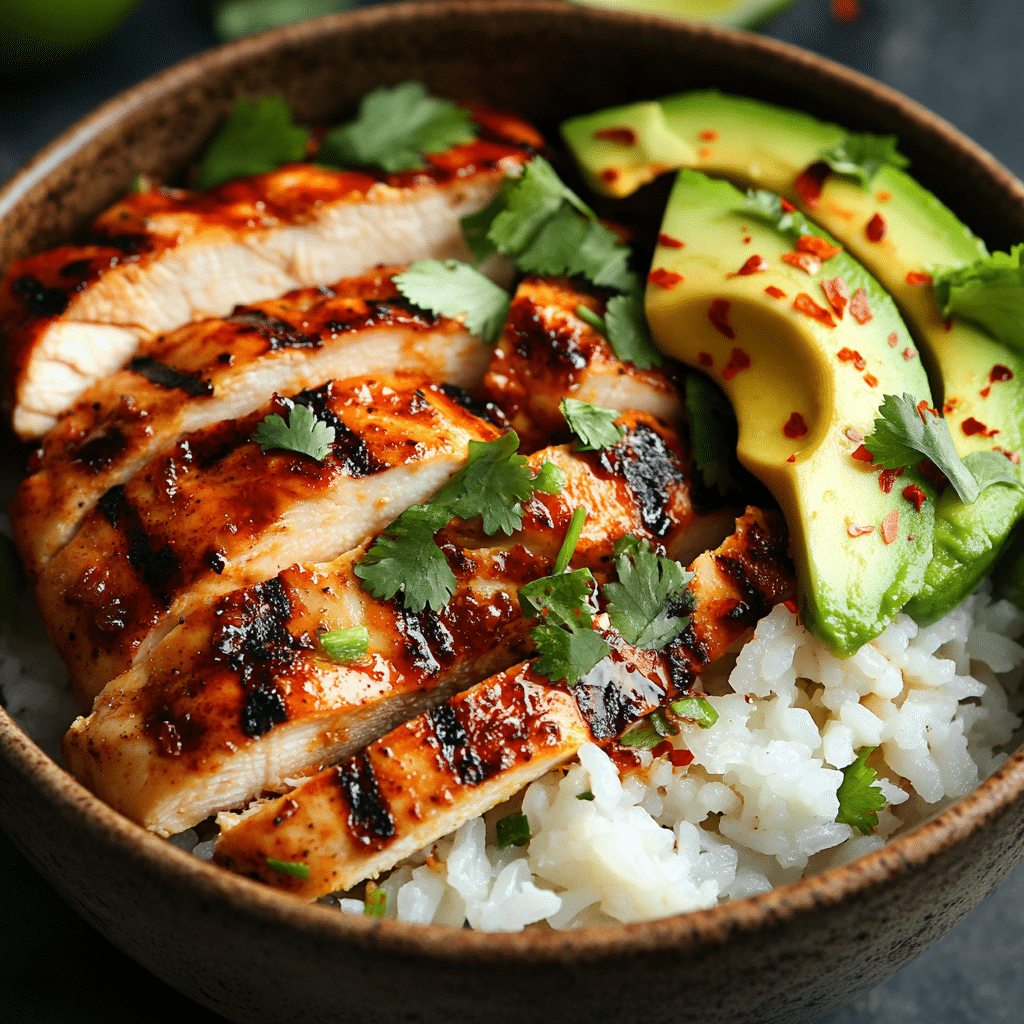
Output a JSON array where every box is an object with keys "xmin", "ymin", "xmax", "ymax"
[
  {"xmin": 39, "ymin": 377, "xmax": 499, "ymax": 703},
  {"xmin": 211, "ymin": 508, "xmax": 795, "ymax": 900},
  {"xmin": 2, "ymin": 110, "xmax": 538, "ymax": 438},
  {"xmin": 10, "ymin": 269, "xmax": 490, "ymax": 581},
  {"xmin": 481, "ymin": 276, "xmax": 683, "ymax": 452},
  {"xmin": 62, "ymin": 417, "xmax": 725, "ymax": 837}
]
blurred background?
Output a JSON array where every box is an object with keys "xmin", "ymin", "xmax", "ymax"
[{"xmin": 2, "ymin": 1, "xmax": 1023, "ymax": 1022}]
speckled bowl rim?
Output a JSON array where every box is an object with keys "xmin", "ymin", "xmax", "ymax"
[{"xmin": 3, "ymin": 0, "xmax": 1024, "ymax": 966}]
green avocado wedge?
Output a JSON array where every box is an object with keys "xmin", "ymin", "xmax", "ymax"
[
  {"xmin": 563, "ymin": 91, "xmax": 1024, "ymax": 626},
  {"xmin": 645, "ymin": 170, "xmax": 936, "ymax": 654}
]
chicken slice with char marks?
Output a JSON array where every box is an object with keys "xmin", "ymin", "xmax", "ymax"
[
  {"xmin": 39, "ymin": 377, "xmax": 499, "ymax": 703},
  {"xmin": 63, "ymin": 415, "xmax": 733, "ymax": 836},
  {"xmin": 211, "ymin": 508, "xmax": 794, "ymax": 900},
  {"xmin": 481, "ymin": 275, "xmax": 683, "ymax": 452},
  {"xmin": 2, "ymin": 105, "xmax": 540, "ymax": 438},
  {"xmin": 11, "ymin": 267, "xmax": 492, "ymax": 581}
]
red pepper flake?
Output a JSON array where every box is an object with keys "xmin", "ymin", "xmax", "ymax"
[
  {"xmin": 699, "ymin": 129, "xmax": 719, "ymax": 141},
  {"xmin": 837, "ymin": 347, "xmax": 867, "ymax": 371},
  {"xmin": 961, "ymin": 416, "xmax": 999, "ymax": 437},
  {"xmin": 863, "ymin": 373, "xmax": 878, "ymax": 388},
  {"xmin": 599, "ymin": 168, "xmax": 620, "ymax": 184},
  {"xmin": 765, "ymin": 285, "xmax": 787, "ymax": 299},
  {"xmin": 797, "ymin": 235, "xmax": 843, "ymax": 260},
  {"xmin": 698, "ymin": 351, "xmax": 714, "ymax": 368},
  {"xmin": 650, "ymin": 740, "xmax": 673, "ymax": 759},
  {"xmin": 658, "ymin": 233, "xmax": 685, "ymax": 249},
  {"xmin": 821, "ymin": 276, "xmax": 850, "ymax": 318},
  {"xmin": 991, "ymin": 364, "xmax": 1014, "ymax": 384},
  {"xmin": 593, "ymin": 126, "xmax": 637, "ymax": 146},
  {"xmin": 997, "ymin": 447, "xmax": 1022, "ymax": 465},
  {"xmin": 708, "ymin": 299, "xmax": 736, "ymax": 339},
  {"xmin": 888, "ymin": 332, "xmax": 899, "ymax": 348},
  {"xmin": 649, "ymin": 268, "xmax": 683, "ymax": 289},
  {"xmin": 866, "ymin": 213, "xmax": 887, "ymax": 242},
  {"xmin": 699, "ymin": 147, "xmax": 714, "ymax": 160},
  {"xmin": 903, "ymin": 347, "xmax": 917, "ymax": 361},
  {"xmin": 729, "ymin": 254, "xmax": 769, "ymax": 277},
  {"xmin": 743, "ymin": 236, "xmax": 752, "ymax": 244},
  {"xmin": 783, "ymin": 412, "xmax": 809, "ymax": 439},
  {"xmin": 786, "ymin": 454, "xmax": 796, "ymax": 463},
  {"xmin": 793, "ymin": 292, "xmax": 836, "ymax": 327},
  {"xmin": 832, "ymin": 0, "xmax": 861, "ymax": 23},
  {"xmin": 848, "ymin": 523, "xmax": 875, "ymax": 537},
  {"xmin": 878, "ymin": 466, "xmax": 904, "ymax": 494},
  {"xmin": 916, "ymin": 399, "xmax": 938, "ymax": 422},
  {"xmin": 784, "ymin": 599, "xmax": 798, "ymax": 613},
  {"xmin": 980, "ymin": 386, "xmax": 991, "ymax": 398},
  {"xmin": 902, "ymin": 484, "xmax": 927, "ymax": 512},
  {"xmin": 669, "ymin": 748, "xmax": 694, "ymax": 768},
  {"xmin": 851, "ymin": 444, "xmax": 875, "ymax": 463},
  {"xmin": 850, "ymin": 287, "xmax": 873, "ymax": 324},
  {"xmin": 943, "ymin": 398, "xmax": 959, "ymax": 414},
  {"xmin": 782, "ymin": 250, "xmax": 822, "ymax": 275},
  {"xmin": 906, "ymin": 271, "xmax": 933, "ymax": 286},
  {"xmin": 722, "ymin": 347, "xmax": 751, "ymax": 380},
  {"xmin": 876, "ymin": 190, "xmax": 892, "ymax": 202},
  {"xmin": 794, "ymin": 162, "xmax": 830, "ymax": 209},
  {"xmin": 780, "ymin": 198, "xmax": 796, "ymax": 212},
  {"xmin": 881, "ymin": 509, "xmax": 899, "ymax": 544}
]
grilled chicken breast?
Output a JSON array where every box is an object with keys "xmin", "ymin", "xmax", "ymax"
[
  {"xmin": 63, "ymin": 415, "xmax": 732, "ymax": 836},
  {"xmin": 212, "ymin": 507, "xmax": 795, "ymax": 900},
  {"xmin": 3, "ymin": 107, "xmax": 539, "ymax": 438},
  {"xmin": 481, "ymin": 276, "xmax": 683, "ymax": 452},
  {"xmin": 10, "ymin": 268, "xmax": 491, "ymax": 581},
  {"xmin": 39, "ymin": 377, "xmax": 499, "ymax": 702}
]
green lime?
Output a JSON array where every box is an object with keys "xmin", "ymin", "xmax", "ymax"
[{"xmin": 568, "ymin": 0, "xmax": 796, "ymax": 29}]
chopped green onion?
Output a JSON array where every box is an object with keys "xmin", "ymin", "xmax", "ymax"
[
  {"xmin": 619, "ymin": 719, "xmax": 664, "ymax": 749},
  {"xmin": 575, "ymin": 303, "xmax": 607, "ymax": 334},
  {"xmin": 576, "ymin": 790, "xmax": 595, "ymax": 801},
  {"xmin": 669, "ymin": 696, "xmax": 719, "ymax": 729},
  {"xmin": 364, "ymin": 884, "xmax": 387, "ymax": 917},
  {"xmin": 266, "ymin": 858, "xmax": 310, "ymax": 880},
  {"xmin": 495, "ymin": 811, "xmax": 531, "ymax": 848},
  {"xmin": 554, "ymin": 506, "xmax": 588, "ymax": 575},
  {"xmin": 320, "ymin": 625, "xmax": 369, "ymax": 664}
]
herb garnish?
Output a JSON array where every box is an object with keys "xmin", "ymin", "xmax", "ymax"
[
  {"xmin": 862, "ymin": 393, "xmax": 1021, "ymax": 503},
  {"xmin": 266, "ymin": 857, "xmax": 311, "ymax": 880},
  {"xmin": 320, "ymin": 625, "xmax": 369, "ymax": 664},
  {"xmin": 0, "ymin": 534, "xmax": 26, "ymax": 633},
  {"xmin": 620, "ymin": 696, "xmax": 718, "ymax": 749},
  {"xmin": 933, "ymin": 244, "xmax": 1024, "ymax": 350},
  {"xmin": 683, "ymin": 371, "xmax": 741, "ymax": 498},
  {"xmin": 576, "ymin": 790, "xmax": 595, "ymax": 801},
  {"xmin": 318, "ymin": 81, "xmax": 476, "ymax": 173},
  {"xmin": 364, "ymin": 882, "xmax": 387, "ymax": 917},
  {"xmin": 251, "ymin": 402, "xmax": 336, "ymax": 461},
  {"xmin": 817, "ymin": 133, "xmax": 911, "ymax": 187},
  {"xmin": 835, "ymin": 747, "xmax": 887, "ymax": 835},
  {"xmin": 495, "ymin": 811, "xmax": 532, "ymax": 848},
  {"xmin": 603, "ymin": 291, "xmax": 662, "ymax": 369},
  {"xmin": 559, "ymin": 398, "xmax": 624, "ymax": 452},
  {"xmin": 393, "ymin": 260, "xmax": 511, "ymax": 343},
  {"xmin": 196, "ymin": 95, "xmax": 308, "ymax": 191}
]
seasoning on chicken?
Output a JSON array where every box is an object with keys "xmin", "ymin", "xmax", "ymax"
[
  {"xmin": 481, "ymin": 276, "xmax": 683, "ymax": 452},
  {"xmin": 10, "ymin": 267, "xmax": 494, "ymax": 581},
  {"xmin": 38, "ymin": 377, "xmax": 500, "ymax": 703},
  {"xmin": 211, "ymin": 508, "xmax": 794, "ymax": 900},
  {"xmin": 63, "ymin": 416, "xmax": 734, "ymax": 837},
  {"xmin": 1, "ymin": 107, "xmax": 540, "ymax": 439}
]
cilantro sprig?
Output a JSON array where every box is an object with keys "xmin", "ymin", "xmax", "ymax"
[
  {"xmin": 393, "ymin": 260, "xmax": 510, "ymax": 343},
  {"xmin": 318, "ymin": 81, "xmax": 477, "ymax": 173},
  {"xmin": 195, "ymin": 95, "xmax": 309, "ymax": 191},
  {"xmin": 862, "ymin": 393, "xmax": 1021, "ymax": 504},
  {"xmin": 251, "ymin": 402, "xmax": 336, "ymax": 461},
  {"xmin": 560, "ymin": 398, "xmax": 624, "ymax": 452},
  {"xmin": 933, "ymin": 244, "xmax": 1024, "ymax": 350},
  {"xmin": 835, "ymin": 747, "xmax": 887, "ymax": 835},
  {"xmin": 684, "ymin": 371, "xmax": 741, "ymax": 498},
  {"xmin": 818, "ymin": 133, "xmax": 911, "ymax": 187}
]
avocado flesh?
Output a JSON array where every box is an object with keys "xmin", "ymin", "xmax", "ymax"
[
  {"xmin": 645, "ymin": 170, "xmax": 936, "ymax": 654},
  {"xmin": 564, "ymin": 90, "xmax": 1024, "ymax": 625}
]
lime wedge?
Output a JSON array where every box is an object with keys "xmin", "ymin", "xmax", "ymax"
[{"xmin": 567, "ymin": 0, "xmax": 796, "ymax": 29}]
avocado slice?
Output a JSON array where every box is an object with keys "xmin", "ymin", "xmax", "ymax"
[
  {"xmin": 564, "ymin": 91, "xmax": 1024, "ymax": 625},
  {"xmin": 645, "ymin": 169, "xmax": 936, "ymax": 654}
]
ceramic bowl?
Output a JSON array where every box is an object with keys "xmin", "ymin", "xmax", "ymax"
[{"xmin": 2, "ymin": 4, "xmax": 1024, "ymax": 1022}]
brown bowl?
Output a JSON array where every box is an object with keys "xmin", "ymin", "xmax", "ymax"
[{"xmin": 3, "ymin": 4, "xmax": 1024, "ymax": 1022}]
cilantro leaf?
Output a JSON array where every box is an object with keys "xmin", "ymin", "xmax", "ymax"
[
  {"xmin": 818, "ymin": 133, "xmax": 911, "ymax": 187},
  {"xmin": 604, "ymin": 291, "xmax": 663, "ymax": 370},
  {"xmin": 736, "ymin": 189, "xmax": 811, "ymax": 237},
  {"xmin": 0, "ymin": 533, "xmax": 26, "ymax": 633},
  {"xmin": 318, "ymin": 81, "xmax": 476, "ymax": 174},
  {"xmin": 560, "ymin": 398, "xmax": 624, "ymax": 451},
  {"xmin": 433, "ymin": 431, "xmax": 534, "ymax": 535},
  {"xmin": 532, "ymin": 459, "xmax": 567, "ymax": 495},
  {"xmin": 195, "ymin": 95, "xmax": 308, "ymax": 191},
  {"xmin": 684, "ymin": 371, "xmax": 741, "ymax": 497},
  {"xmin": 488, "ymin": 158, "xmax": 582, "ymax": 252},
  {"xmin": 933, "ymin": 244, "xmax": 1024, "ymax": 349},
  {"xmin": 519, "ymin": 567, "xmax": 597, "ymax": 629},
  {"xmin": 353, "ymin": 503, "xmax": 455, "ymax": 612},
  {"xmin": 835, "ymin": 746, "xmax": 887, "ymax": 835},
  {"xmin": 603, "ymin": 536, "xmax": 693, "ymax": 649},
  {"xmin": 320, "ymin": 625, "xmax": 369, "ymax": 664},
  {"xmin": 460, "ymin": 181, "xmax": 513, "ymax": 263},
  {"xmin": 251, "ymin": 402, "xmax": 336, "ymax": 461},
  {"xmin": 393, "ymin": 260, "xmax": 510, "ymax": 343},
  {"xmin": 531, "ymin": 617, "xmax": 612, "ymax": 686},
  {"xmin": 962, "ymin": 451, "xmax": 1024, "ymax": 493},
  {"xmin": 862, "ymin": 393, "xmax": 1012, "ymax": 504},
  {"xmin": 266, "ymin": 858, "xmax": 310, "ymax": 880}
]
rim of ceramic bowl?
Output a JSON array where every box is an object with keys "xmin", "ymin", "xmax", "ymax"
[{"xmin": 3, "ymin": 0, "xmax": 1024, "ymax": 965}]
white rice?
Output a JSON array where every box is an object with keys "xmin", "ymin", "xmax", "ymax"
[{"xmin": 3, "ymin": 493, "xmax": 1022, "ymax": 931}]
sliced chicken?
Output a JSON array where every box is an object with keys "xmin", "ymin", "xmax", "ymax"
[
  {"xmin": 211, "ymin": 507, "xmax": 795, "ymax": 900},
  {"xmin": 2, "ymin": 106, "xmax": 539, "ymax": 438},
  {"xmin": 39, "ymin": 377, "xmax": 499, "ymax": 702},
  {"xmin": 10, "ymin": 267, "xmax": 491, "ymax": 581},
  {"xmin": 63, "ymin": 415, "xmax": 733, "ymax": 836},
  {"xmin": 481, "ymin": 275, "xmax": 683, "ymax": 452}
]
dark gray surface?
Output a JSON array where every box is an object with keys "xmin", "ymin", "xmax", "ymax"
[{"xmin": 2, "ymin": 0, "xmax": 1023, "ymax": 1021}]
